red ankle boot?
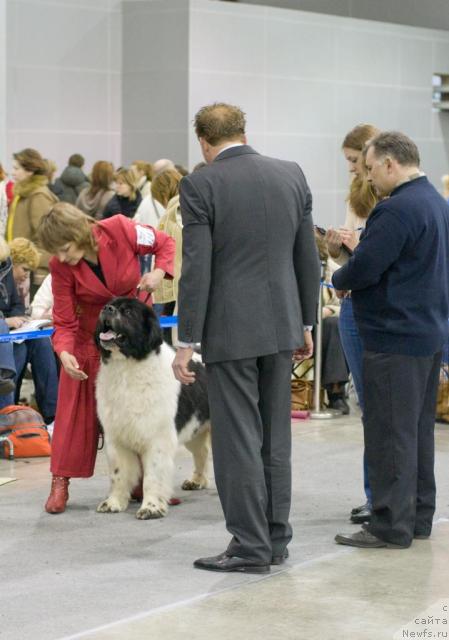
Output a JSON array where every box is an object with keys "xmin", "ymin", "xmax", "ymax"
[{"xmin": 45, "ymin": 476, "xmax": 70, "ymax": 514}]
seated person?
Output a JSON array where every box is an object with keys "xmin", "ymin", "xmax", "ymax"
[
  {"xmin": 30, "ymin": 274, "xmax": 53, "ymax": 320},
  {"xmin": 0, "ymin": 237, "xmax": 57, "ymax": 423},
  {"xmin": 9, "ymin": 237, "xmax": 40, "ymax": 308},
  {"xmin": 315, "ymin": 230, "xmax": 350, "ymax": 413},
  {"xmin": 0, "ymin": 318, "xmax": 17, "ymax": 409}
]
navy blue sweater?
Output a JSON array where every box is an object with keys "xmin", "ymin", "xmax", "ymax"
[{"xmin": 332, "ymin": 177, "xmax": 449, "ymax": 356}]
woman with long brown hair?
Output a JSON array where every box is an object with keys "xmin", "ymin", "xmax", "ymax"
[
  {"xmin": 37, "ymin": 204, "xmax": 175, "ymax": 514},
  {"xmin": 326, "ymin": 123, "xmax": 380, "ymax": 525},
  {"xmin": 76, "ymin": 161, "xmax": 115, "ymax": 220}
]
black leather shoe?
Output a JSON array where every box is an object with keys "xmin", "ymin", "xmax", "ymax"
[
  {"xmin": 271, "ymin": 548, "xmax": 289, "ymax": 565},
  {"xmin": 350, "ymin": 501, "xmax": 370, "ymax": 516},
  {"xmin": 328, "ymin": 396, "xmax": 350, "ymax": 415},
  {"xmin": 193, "ymin": 551, "xmax": 270, "ymax": 574},
  {"xmin": 335, "ymin": 529, "xmax": 408, "ymax": 549},
  {"xmin": 350, "ymin": 504, "xmax": 372, "ymax": 524}
]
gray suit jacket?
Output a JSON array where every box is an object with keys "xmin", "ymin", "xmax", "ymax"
[{"xmin": 178, "ymin": 145, "xmax": 320, "ymax": 363}]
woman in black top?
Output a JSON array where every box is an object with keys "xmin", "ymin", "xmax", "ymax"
[{"xmin": 102, "ymin": 168, "xmax": 142, "ymax": 219}]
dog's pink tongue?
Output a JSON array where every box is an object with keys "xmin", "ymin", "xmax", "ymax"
[{"xmin": 99, "ymin": 330, "xmax": 117, "ymax": 341}]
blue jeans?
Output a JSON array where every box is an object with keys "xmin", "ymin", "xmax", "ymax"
[
  {"xmin": 0, "ymin": 318, "xmax": 16, "ymax": 409},
  {"xmin": 338, "ymin": 297, "xmax": 372, "ymax": 505},
  {"xmin": 13, "ymin": 337, "xmax": 58, "ymax": 422}
]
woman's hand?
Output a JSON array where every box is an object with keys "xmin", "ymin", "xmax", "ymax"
[
  {"xmin": 336, "ymin": 227, "xmax": 358, "ymax": 252},
  {"xmin": 60, "ymin": 351, "xmax": 88, "ymax": 381},
  {"xmin": 5, "ymin": 316, "xmax": 28, "ymax": 329},
  {"xmin": 138, "ymin": 268, "xmax": 165, "ymax": 293}
]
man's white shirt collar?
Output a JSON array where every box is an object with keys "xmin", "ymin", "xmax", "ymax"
[{"xmin": 216, "ymin": 142, "xmax": 245, "ymax": 158}]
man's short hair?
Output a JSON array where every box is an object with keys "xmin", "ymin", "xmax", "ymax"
[
  {"xmin": 367, "ymin": 131, "xmax": 420, "ymax": 167},
  {"xmin": 194, "ymin": 103, "xmax": 246, "ymax": 146}
]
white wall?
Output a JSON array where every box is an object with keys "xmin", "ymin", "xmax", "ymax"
[
  {"xmin": 4, "ymin": 0, "xmax": 122, "ymax": 174},
  {"xmin": 188, "ymin": 0, "xmax": 449, "ymax": 227},
  {"xmin": 0, "ymin": 0, "xmax": 7, "ymax": 164},
  {"xmin": 121, "ymin": 0, "xmax": 189, "ymax": 167}
]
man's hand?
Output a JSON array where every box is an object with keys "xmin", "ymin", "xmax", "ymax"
[
  {"xmin": 325, "ymin": 228, "xmax": 343, "ymax": 258},
  {"xmin": 293, "ymin": 330, "xmax": 314, "ymax": 362},
  {"xmin": 172, "ymin": 347, "xmax": 195, "ymax": 385},
  {"xmin": 138, "ymin": 268, "xmax": 165, "ymax": 293},
  {"xmin": 60, "ymin": 351, "xmax": 88, "ymax": 381},
  {"xmin": 335, "ymin": 289, "xmax": 348, "ymax": 299}
]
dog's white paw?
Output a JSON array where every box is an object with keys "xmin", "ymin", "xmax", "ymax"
[
  {"xmin": 136, "ymin": 499, "xmax": 168, "ymax": 519},
  {"xmin": 182, "ymin": 478, "xmax": 208, "ymax": 491},
  {"xmin": 96, "ymin": 496, "xmax": 129, "ymax": 513}
]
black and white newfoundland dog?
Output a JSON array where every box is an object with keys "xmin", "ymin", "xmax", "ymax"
[{"xmin": 94, "ymin": 297, "xmax": 210, "ymax": 519}]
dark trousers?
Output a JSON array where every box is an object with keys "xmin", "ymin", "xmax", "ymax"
[
  {"xmin": 363, "ymin": 350, "xmax": 442, "ymax": 547},
  {"xmin": 13, "ymin": 338, "xmax": 58, "ymax": 422},
  {"xmin": 206, "ymin": 351, "xmax": 293, "ymax": 563}
]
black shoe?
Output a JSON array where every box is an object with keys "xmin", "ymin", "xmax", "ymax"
[
  {"xmin": 328, "ymin": 396, "xmax": 350, "ymax": 415},
  {"xmin": 335, "ymin": 529, "xmax": 408, "ymax": 549},
  {"xmin": 271, "ymin": 549, "xmax": 289, "ymax": 565},
  {"xmin": 351, "ymin": 501, "xmax": 370, "ymax": 516},
  {"xmin": 350, "ymin": 504, "xmax": 372, "ymax": 524},
  {"xmin": 193, "ymin": 551, "xmax": 270, "ymax": 574}
]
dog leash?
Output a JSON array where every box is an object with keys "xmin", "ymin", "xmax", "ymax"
[{"xmin": 135, "ymin": 286, "xmax": 152, "ymax": 304}]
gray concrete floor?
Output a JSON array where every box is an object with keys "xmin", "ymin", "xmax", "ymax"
[{"xmin": 1, "ymin": 406, "xmax": 448, "ymax": 640}]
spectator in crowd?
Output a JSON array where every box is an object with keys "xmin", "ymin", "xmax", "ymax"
[
  {"xmin": 130, "ymin": 161, "xmax": 153, "ymax": 198},
  {"xmin": 0, "ymin": 162, "xmax": 9, "ymax": 237},
  {"xmin": 0, "ymin": 236, "xmax": 58, "ymax": 423},
  {"xmin": 334, "ymin": 131, "xmax": 449, "ymax": 549},
  {"xmin": 326, "ymin": 123, "xmax": 380, "ymax": 525},
  {"xmin": 314, "ymin": 230, "xmax": 350, "ymax": 413},
  {"xmin": 102, "ymin": 168, "xmax": 142, "ymax": 219},
  {"xmin": 173, "ymin": 102, "xmax": 320, "ymax": 573},
  {"xmin": 151, "ymin": 170, "xmax": 183, "ymax": 343},
  {"xmin": 37, "ymin": 203, "xmax": 175, "ymax": 514},
  {"xmin": 76, "ymin": 161, "xmax": 115, "ymax": 220},
  {"xmin": 9, "ymin": 237, "xmax": 40, "ymax": 308},
  {"xmin": 174, "ymin": 164, "xmax": 189, "ymax": 177},
  {"xmin": 54, "ymin": 154, "xmax": 89, "ymax": 204},
  {"xmin": 30, "ymin": 274, "xmax": 53, "ymax": 320},
  {"xmin": 45, "ymin": 159, "xmax": 64, "ymax": 200},
  {"xmin": 0, "ymin": 237, "xmax": 16, "ymax": 406},
  {"xmin": 442, "ymin": 174, "xmax": 449, "ymax": 203},
  {"xmin": 7, "ymin": 148, "xmax": 58, "ymax": 288},
  {"xmin": 152, "ymin": 158, "xmax": 175, "ymax": 176}
]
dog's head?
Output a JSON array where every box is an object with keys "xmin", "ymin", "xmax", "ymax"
[{"xmin": 94, "ymin": 297, "xmax": 163, "ymax": 362}]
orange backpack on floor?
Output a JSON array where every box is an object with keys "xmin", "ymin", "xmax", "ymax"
[{"xmin": 0, "ymin": 405, "xmax": 51, "ymax": 459}]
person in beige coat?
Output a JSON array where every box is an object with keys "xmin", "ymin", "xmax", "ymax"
[
  {"xmin": 7, "ymin": 148, "xmax": 58, "ymax": 287},
  {"xmin": 151, "ymin": 169, "xmax": 183, "ymax": 344}
]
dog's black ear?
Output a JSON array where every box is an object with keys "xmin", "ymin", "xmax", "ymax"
[{"xmin": 145, "ymin": 306, "xmax": 163, "ymax": 353}]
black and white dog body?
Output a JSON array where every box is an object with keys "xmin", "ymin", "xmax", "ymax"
[{"xmin": 94, "ymin": 297, "xmax": 210, "ymax": 519}]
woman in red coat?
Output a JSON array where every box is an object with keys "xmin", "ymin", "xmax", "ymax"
[{"xmin": 37, "ymin": 202, "xmax": 175, "ymax": 513}]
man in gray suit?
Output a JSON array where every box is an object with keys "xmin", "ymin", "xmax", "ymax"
[{"xmin": 172, "ymin": 103, "xmax": 320, "ymax": 573}]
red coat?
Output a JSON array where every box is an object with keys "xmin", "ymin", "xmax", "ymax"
[{"xmin": 50, "ymin": 215, "xmax": 175, "ymax": 477}]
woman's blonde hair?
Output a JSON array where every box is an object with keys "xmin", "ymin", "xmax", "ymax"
[
  {"xmin": 0, "ymin": 237, "xmax": 11, "ymax": 263},
  {"xmin": 9, "ymin": 238, "xmax": 40, "ymax": 270},
  {"xmin": 37, "ymin": 202, "xmax": 97, "ymax": 255},
  {"xmin": 115, "ymin": 168, "xmax": 138, "ymax": 201},
  {"xmin": 343, "ymin": 124, "xmax": 380, "ymax": 219},
  {"xmin": 132, "ymin": 161, "xmax": 153, "ymax": 181},
  {"xmin": 151, "ymin": 169, "xmax": 182, "ymax": 208}
]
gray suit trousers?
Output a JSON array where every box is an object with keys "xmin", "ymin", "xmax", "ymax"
[{"xmin": 206, "ymin": 351, "xmax": 293, "ymax": 563}]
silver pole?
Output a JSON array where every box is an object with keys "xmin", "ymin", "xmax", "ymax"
[{"xmin": 310, "ymin": 261, "xmax": 341, "ymax": 420}]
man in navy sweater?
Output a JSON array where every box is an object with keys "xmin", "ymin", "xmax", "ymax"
[{"xmin": 333, "ymin": 131, "xmax": 449, "ymax": 549}]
